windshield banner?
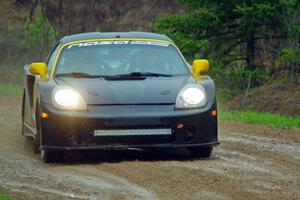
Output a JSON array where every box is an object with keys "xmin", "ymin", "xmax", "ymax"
[{"xmin": 67, "ymin": 40, "xmax": 169, "ymax": 49}]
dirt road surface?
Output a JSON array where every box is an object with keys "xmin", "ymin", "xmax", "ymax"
[{"xmin": 0, "ymin": 95, "xmax": 299, "ymax": 200}]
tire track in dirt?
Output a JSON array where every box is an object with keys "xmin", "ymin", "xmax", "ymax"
[{"xmin": 0, "ymin": 151, "xmax": 158, "ymax": 200}]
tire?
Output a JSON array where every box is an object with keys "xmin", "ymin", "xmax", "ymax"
[
  {"xmin": 41, "ymin": 149, "xmax": 63, "ymax": 163},
  {"xmin": 24, "ymin": 136, "xmax": 34, "ymax": 152},
  {"xmin": 23, "ymin": 134, "xmax": 40, "ymax": 154},
  {"xmin": 34, "ymin": 106, "xmax": 42, "ymax": 154},
  {"xmin": 22, "ymin": 119, "xmax": 40, "ymax": 154},
  {"xmin": 189, "ymin": 146, "xmax": 213, "ymax": 158},
  {"xmin": 21, "ymin": 89, "xmax": 25, "ymax": 136},
  {"xmin": 33, "ymin": 130, "xmax": 41, "ymax": 154}
]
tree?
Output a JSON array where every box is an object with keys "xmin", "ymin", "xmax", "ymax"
[
  {"xmin": 155, "ymin": 0, "xmax": 300, "ymax": 87},
  {"xmin": 38, "ymin": 0, "xmax": 183, "ymax": 35}
]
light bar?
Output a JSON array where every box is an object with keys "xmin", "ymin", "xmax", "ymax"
[{"xmin": 94, "ymin": 128, "xmax": 172, "ymax": 136}]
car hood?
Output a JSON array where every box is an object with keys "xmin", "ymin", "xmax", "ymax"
[{"xmin": 56, "ymin": 76, "xmax": 192, "ymax": 105}]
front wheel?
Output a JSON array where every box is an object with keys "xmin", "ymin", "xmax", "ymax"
[
  {"xmin": 34, "ymin": 106, "xmax": 42, "ymax": 154},
  {"xmin": 188, "ymin": 146, "xmax": 213, "ymax": 158},
  {"xmin": 22, "ymin": 120, "xmax": 40, "ymax": 154}
]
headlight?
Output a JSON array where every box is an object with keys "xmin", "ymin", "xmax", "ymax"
[
  {"xmin": 175, "ymin": 84, "xmax": 207, "ymax": 109},
  {"xmin": 52, "ymin": 86, "xmax": 87, "ymax": 110}
]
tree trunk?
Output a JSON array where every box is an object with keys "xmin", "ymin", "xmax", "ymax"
[
  {"xmin": 29, "ymin": 0, "xmax": 38, "ymax": 20},
  {"xmin": 59, "ymin": 0, "xmax": 63, "ymax": 32},
  {"xmin": 90, "ymin": 0, "xmax": 96, "ymax": 31},
  {"xmin": 245, "ymin": 35, "xmax": 256, "ymax": 89},
  {"xmin": 246, "ymin": 36, "xmax": 256, "ymax": 71}
]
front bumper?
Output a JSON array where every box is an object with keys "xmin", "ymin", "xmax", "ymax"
[{"xmin": 40, "ymin": 103, "xmax": 219, "ymax": 150}]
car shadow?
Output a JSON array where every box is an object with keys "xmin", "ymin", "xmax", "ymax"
[
  {"xmin": 23, "ymin": 137, "xmax": 217, "ymax": 164},
  {"xmin": 56, "ymin": 148, "xmax": 211, "ymax": 164}
]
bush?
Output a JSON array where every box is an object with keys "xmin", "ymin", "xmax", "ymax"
[
  {"xmin": 22, "ymin": 6, "xmax": 58, "ymax": 61},
  {"xmin": 0, "ymin": 6, "xmax": 58, "ymax": 73}
]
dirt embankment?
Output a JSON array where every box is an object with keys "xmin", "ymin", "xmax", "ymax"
[
  {"xmin": 0, "ymin": 95, "xmax": 299, "ymax": 200},
  {"xmin": 227, "ymin": 79, "xmax": 300, "ymax": 117}
]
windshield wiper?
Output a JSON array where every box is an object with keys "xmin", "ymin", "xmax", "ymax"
[
  {"xmin": 109, "ymin": 72, "xmax": 173, "ymax": 78},
  {"xmin": 55, "ymin": 72, "xmax": 102, "ymax": 78},
  {"xmin": 131, "ymin": 72, "xmax": 173, "ymax": 77},
  {"xmin": 56, "ymin": 72, "xmax": 173, "ymax": 80}
]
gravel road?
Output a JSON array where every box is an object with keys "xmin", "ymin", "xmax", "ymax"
[{"xmin": 0, "ymin": 95, "xmax": 299, "ymax": 200}]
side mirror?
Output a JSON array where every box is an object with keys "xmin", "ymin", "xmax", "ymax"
[
  {"xmin": 192, "ymin": 59, "xmax": 209, "ymax": 76},
  {"xmin": 29, "ymin": 62, "xmax": 47, "ymax": 78}
]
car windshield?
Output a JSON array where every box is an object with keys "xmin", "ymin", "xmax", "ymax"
[{"xmin": 55, "ymin": 40, "xmax": 189, "ymax": 77}]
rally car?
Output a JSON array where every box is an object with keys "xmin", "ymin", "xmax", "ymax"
[{"xmin": 21, "ymin": 32, "xmax": 219, "ymax": 163}]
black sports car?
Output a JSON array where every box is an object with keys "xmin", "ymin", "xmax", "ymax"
[{"xmin": 22, "ymin": 32, "xmax": 219, "ymax": 163}]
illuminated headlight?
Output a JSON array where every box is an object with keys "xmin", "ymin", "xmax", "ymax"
[
  {"xmin": 52, "ymin": 86, "xmax": 87, "ymax": 110},
  {"xmin": 175, "ymin": 84, "xmax": 207, "ymax": 109}
]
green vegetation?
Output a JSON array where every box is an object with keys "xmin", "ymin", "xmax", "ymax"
[
  {"xmin": 155, "ymin": 0, "xmax": 300, "ymax": 89},
  {"xmin": 0, "ymin": 195, "xmax": 13, "ymax": 200},
  {"xmin": 0, "ymin": 84, "xmax": 22, "ymax": 95},
  {"xmin": 0, "ymin": 5, "xmax": 57, "ymax": 68},
  {"xmin": 217, "ymin": 88, "xmax": 241, "ymax": 104},
  {"xmin": 219, "ymin": 109, "xmax": 300, "ymax": 129},
  {"xmin": 23, "ymin": 7, "xmax": 58, "ymax": 60}
]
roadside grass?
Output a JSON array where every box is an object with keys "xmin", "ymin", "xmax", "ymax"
[
  {"xmin": 0, "ymin": 84, "xmax": 22, "ymax": 95},
  {"xmin": 0, "ymin": 195, "xmax": 13, "ymax": 200},
  {"xmin": 219, "ymin": 109, "xmax": 300, "ymax": 129}
]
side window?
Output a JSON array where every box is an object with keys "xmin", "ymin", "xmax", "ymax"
[{"xmin": 46, "ymin": 43, "xmax": 60, "ymax": 75}]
